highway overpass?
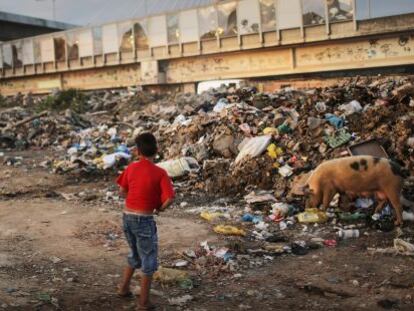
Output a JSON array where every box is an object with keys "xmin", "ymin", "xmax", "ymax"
[
  {"xmin": 0, "ymin": 11, "xmax": 74, "ymax": 42},
  {"xmin": 1, "ymin": 0, "xmax": 414, "ymax": 95}
]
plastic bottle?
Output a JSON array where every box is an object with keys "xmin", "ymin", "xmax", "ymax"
[
  {"xmin": 339, "ymin": 212, "xmax": 366, "ymax": 221},
  {"xmin": 337, "ymin": 229, "xmax": 360, "ymax": 239}
]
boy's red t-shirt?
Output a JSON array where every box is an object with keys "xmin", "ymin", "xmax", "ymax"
[{"xmin": 116, "ymin": 158, "xmax": 175, "ymax": 213}]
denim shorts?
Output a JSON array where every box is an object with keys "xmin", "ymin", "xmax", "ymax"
[{"xmin": 122, "ymin": 214, "xmax": 158, "ymax": 276}]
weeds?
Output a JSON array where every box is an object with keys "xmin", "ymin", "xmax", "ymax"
[
  {"xmin": 0, "ymin": 93, "xmax": 11, "ymax": 108},
  {"xmin": 36, "ymin": 89, "xmax": 88, "ymax": 113}
]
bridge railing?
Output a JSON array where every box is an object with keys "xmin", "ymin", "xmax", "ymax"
[{"xmin": 1, "ymin": 0, "xmax": 413, "ymax": 79}]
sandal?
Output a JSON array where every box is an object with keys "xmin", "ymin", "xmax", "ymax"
[
  {"xmin": 117, "ymin": 291, "xmax": 134, "ymax": 298},
  {"xmin": 137, "ymin": 302, "xmax": 156, "ymax": 310}
]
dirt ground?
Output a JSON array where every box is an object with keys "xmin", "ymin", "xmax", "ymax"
[{"xmin": 0, "ymin": 153, "xmax": 413, "ymax": 311}]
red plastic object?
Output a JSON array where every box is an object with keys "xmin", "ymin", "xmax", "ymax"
[{"xmin": 324, "ymin": 239, "xmax": 337, "ymax": 247}]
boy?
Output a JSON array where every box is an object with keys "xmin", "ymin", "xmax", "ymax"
[{"xmin": 116, "ymin": 133, "xmax": 174, "ymax": 310}]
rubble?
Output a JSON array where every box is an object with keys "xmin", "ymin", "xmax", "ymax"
[
  {"xmin": 2, "ymin": 77, "xmax": 412, "ymax": 186},
  {"xmin": 1, "ymin": 77, "xmax": 414, "ymax": 200}
]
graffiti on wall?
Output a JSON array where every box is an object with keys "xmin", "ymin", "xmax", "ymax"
[
  {"xmin": 166, "ymin": 49, "xmax": 292, "ymax": 82},
  {"xmin": 297, "ymin": 35, "xmax": 414, "ymax": 66}
]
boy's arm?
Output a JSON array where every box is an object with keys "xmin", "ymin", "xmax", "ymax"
[
  {"xmin": 159, "ymin": 198, "xmax": 174, "ymax": 212},
  {"xmin": 157, "ymin": 171, "xmax": 175, "ymax": 213},
  {"xmin": 119, "ymin": 186, "xmax": 128, "ymax": 198},
  {"xmin": 116, "ymin": 168, "xmax": 129, "ymax": 199}
]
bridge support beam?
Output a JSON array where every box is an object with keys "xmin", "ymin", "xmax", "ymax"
[{"xmin": 1, "ymin": 32, "xmax": 414, "ymax": 95}]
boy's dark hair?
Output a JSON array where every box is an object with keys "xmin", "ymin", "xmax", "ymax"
[{"xmin": 135, "ymin": 133, "xmax": 157, "ymax": 157}]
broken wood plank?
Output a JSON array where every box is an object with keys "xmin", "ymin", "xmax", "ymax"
[{"xmin": 296, "ymin": 282, "xmax": 355, "ymax": 298}]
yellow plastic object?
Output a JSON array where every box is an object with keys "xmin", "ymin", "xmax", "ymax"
[
  {"xmin": 264, "ymin": 243, "xmax": 285, "ymax": 253},
  {"xmin": 92, "ymin": 156, "xmax": 104, "ymax": 168},
  {"xmin": 214, "ymin": 225, "xmax": 246, "ymax": 236},
  {"xmin": 200, "ymin": 211, "xmax": 223, "ymax": 221},
  {"xmin": 267, "ymin": 143, "xmax": 283, "ymax": 159},
  {"xmin": 53, "ymin": 160, "xmax": 66, "ymax": 168},
  {"xmin": 297, "ymin": 208, "xmax": 328, "ymax": 223},
  {"xmin": 263, "ymin": 127, "xmax": 278, "ymax": 135},
  {"xmin": 153, "ymin": 267, "xmax": 189, "ymax": 284}
]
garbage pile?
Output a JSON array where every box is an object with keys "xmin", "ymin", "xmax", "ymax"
[
  {"xmin": 142, "ymin": 77, "xmax": 414, "ymax": 198},
  {"xmin": 1, "ymin": 77, "xmax": 414, "ymax": 193},
  {"xmin": 0, "ymin": 108, "xmax": 87, "ymax": 150},
  {"xmin": 52, "ymin": 122, "xmax": 134, "ymax": 174},
  {"xmin": 155, "ymin": 193, "xmax": 414, "ymax": 287}
]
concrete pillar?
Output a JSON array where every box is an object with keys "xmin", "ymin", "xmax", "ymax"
[{"xmin": 183, "ymin": 82, "xmax": 197, "ymax": 94}]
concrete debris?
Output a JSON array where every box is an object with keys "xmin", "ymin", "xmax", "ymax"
[{"xmin": 168, "ymin": 294, "xmax": 194, "ymax": 306}]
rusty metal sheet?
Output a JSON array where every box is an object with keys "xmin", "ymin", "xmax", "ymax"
[{"xmin": 348, "ymin": 139, "xmax": 389, "ymax": 158}]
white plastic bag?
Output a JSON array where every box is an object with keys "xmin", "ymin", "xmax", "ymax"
[
  {"xmin": 235, "ymin": 135, "xmax": 272, "ymax": 164},
  {"xmin": 213, "ymin": 98, "xmax": 229, "ymax": 113},
  {"xmin": 157, "ymin": 157, "xmax": 200, "ymax": 178},
  {"xmin": 102, "ymin": 152, "xmax": 131, "ymax": 169},
  {"xmin": 339, "ymin": 100, "xmax": 362, "ymax": 115}
]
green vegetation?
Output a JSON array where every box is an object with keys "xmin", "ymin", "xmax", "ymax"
[
  {"xmin": 0, "ymin": 94, "xmax": 5, "ymax": 106},
  {"xmin": 37, "ymin": 89, "xmax": 88, "ymax": 113}
]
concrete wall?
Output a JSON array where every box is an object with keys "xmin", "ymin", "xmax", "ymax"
[
  {"xmin": 0, "ymin": 64, "xmax": 141, "ymax": 95},
  {"xmin": 2, "ymin": 31, "xmax": 414, "ymax": 96},
  {"xmin": 2, "ymin": 11, "xmax": 414, "ymax": 95}
]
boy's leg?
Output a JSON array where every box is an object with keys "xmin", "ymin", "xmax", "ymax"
[
  {"xmin": 118, "ymin": 266, "xmax": 135, "ymax": 296},
  {"xmin": 139, "ymin": 275, "xmax": 153, "ymax": 308},
  {"xmin": 119, "ymin": 215, "xmax": 142, "ymax": 296},
  {"xmin": 136, "ymin": 219, "xmax": 158, "ymax": 309}
]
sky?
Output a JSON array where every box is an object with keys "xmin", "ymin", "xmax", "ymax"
[
  {"xmin": 0, "ymin": 0, "xmax": 213, "ymax": 26},
  {"xmin": 0, "ymin": 0, "xmax": 149, "ymax": 26},
  {"xmin": 1, "ymin": 0, "xmax": 414, "ymax": 27}
]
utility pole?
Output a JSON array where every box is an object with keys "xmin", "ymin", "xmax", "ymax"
[{"xmin": 368, "ymin": 0, "xmax": 371, "ymax": 19}]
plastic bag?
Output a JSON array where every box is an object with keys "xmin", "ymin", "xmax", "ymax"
[
  {"xmin": 263, "ymin": 127, "xmax": 278, "ymax": 135},
  {"xmin": 271, "ymin": 203, "xmax": 290, "ymax": 218},
  {"xmin": 394, "ymin": 238, "xmax": 414, "ymax": 254},
  {"xmin": 200, "ymin": 211, "xmax": 223, "ymax": 221},
  {"xmin": 316, "ymin": 102, "xmax": 327, "ymax": 112},
  {"xmin": 102, "ymin": 152, "xmax": 131, "ymax": 169},
  {"xmin": 213, "ymin": 98, "xmax": 229, "ymax": 113},
  {"xmin": 267, "ymin": 144, "xmax": 283, "ymax": 159},
  {"xmin": 297, "ymin": 208, "xmax": 328, "ymax": 223},
  {"xmin": 339, "ymin": 100, "xmax": 362, "ymax": 116},
  {"xmin": 278, "ymin": 164, "xmax": 293, "ymax": 177},
  {"xmin": 325, "ymin": 114, "xmax": 344, "ymax": 128},
  {"xmin": 214, "ymin": 225, "xmax": 246, "ymax": 236},
  {"xmin": 307, "ymin": 117, "xmax": 324, "ymax": 130},
  {"xmin": 157, "ymin": 157, "xmax": 200, "ymax": 178},
  {"xmin": 235, "ymin": 135, "xmax": 272, "ymax": 164}
]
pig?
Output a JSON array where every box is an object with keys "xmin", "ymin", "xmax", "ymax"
[{"xmin": 305, "ymin": 156, "xmax": 409, "ymax": 226}]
